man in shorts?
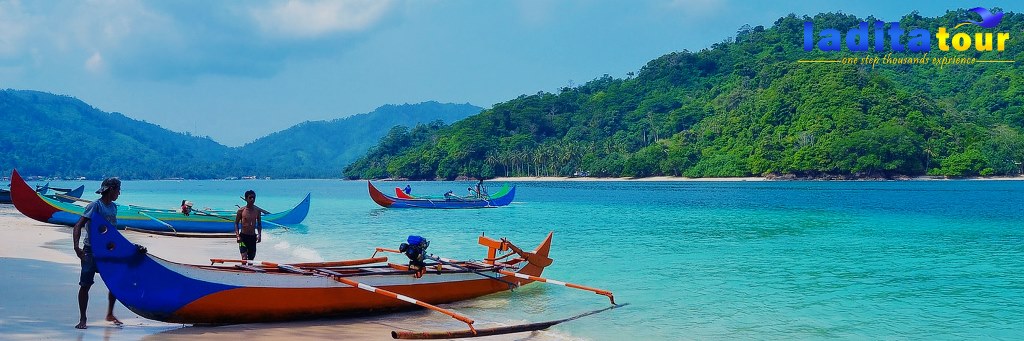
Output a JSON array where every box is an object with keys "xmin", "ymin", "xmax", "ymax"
[
  {"xmin": 72, "ymin": 177, "xmax": 123, "ymax": 329},
  {"xmin": 234, "ymin": 190, "xmax": 263, "ymax": 261}
]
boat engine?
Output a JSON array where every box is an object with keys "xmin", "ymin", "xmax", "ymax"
[{"xmin": 400, "ymin": 235, "xmax": 430, "ymax": 277}]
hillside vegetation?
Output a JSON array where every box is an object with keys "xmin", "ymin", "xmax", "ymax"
[
  {"xmin": 345, "ymin": 10, "xmax": 1024, "ymax": 180},
  {"xmin": 0, "ymin": 90, "xmax": 479, "ymax": 179}
]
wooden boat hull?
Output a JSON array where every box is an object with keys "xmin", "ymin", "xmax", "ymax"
[
  {"xmin": 9, "ymin": 170, "xmax": 310, "ymax": 233},
  {"xmin": 369, "ymin": 182, "xmax": 515, "ymax": 209},
  {"xmin": 86, "ymin": 210, "xmax": 552, "ymax": 324}
]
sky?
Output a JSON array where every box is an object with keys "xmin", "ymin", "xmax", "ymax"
[{"xmin": 0, "ymin": 0, "xmax": 1016, "ymax": 146}]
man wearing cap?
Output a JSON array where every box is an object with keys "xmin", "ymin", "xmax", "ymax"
[{"xmin": 72, "ymin": 177, "xmax": 123, "ymax": 329}]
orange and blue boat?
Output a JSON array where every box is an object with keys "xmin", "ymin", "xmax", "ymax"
[
  {"xmin": 86, "ymin": 210, "xmax": 618, "ymax": 338},
  {"xmin": 369, "ymin": 182, "xmax": 515, "ymax": 209},
  {"xmin": 9, "ymin": 170, "xmax": 309, "ymax": 233}
]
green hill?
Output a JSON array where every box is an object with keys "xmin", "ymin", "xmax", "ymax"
[
  {"xmin": 0, "ymin": 90, "xmax": 480, "ymax": 179},
  {"xmin": 234, "ymin": 102, "xmax": 481, "ymax": 178},
  {"xmin": 344, "ymin": 10, "xmax": 1024, "ymax": 180},
  {"xmin": 0, "ymin": 90, "xmax": 233, "ymax": 179}
]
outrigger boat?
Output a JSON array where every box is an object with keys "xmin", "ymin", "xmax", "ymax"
[
  {"xmin": 87, "ymin": 210, "xmax": 620, "ymax": 339},
  {"xmin": 8, "ymin": 170, "xmax": 310, "ymax": 234},
  {"xmin": 1, "ymin": 182, "xmax": 84, "ymax": 204},
  {"xmin": 35, "ymin": 182, "xmax": 87, "ymax": 203},
  {"xmin": 369, "ymin": 182, "xmax": 515, "ymax": 209},
  {"xmin": 393, "ymin": 183, "xmax": 513, "ymax": 201}
]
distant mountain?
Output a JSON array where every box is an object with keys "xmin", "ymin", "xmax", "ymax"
[
  {"xmin": 0, "ymin": 90, "xmax": 233, "ymax": 179},
  {"xmin": 0, "ymin": 89, "xmax": 481, "ymax": 179},
  {"xmin": 234, "ymin": 102, "xmax": 481, "ymax": 178}
]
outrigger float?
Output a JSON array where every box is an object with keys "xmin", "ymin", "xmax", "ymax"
[
  {"xmin": 86, "ymin": 210, "xmax": 622, "ymax": 339},
  {"xmin": 8, "ymin": 170, "xmax": 309, "ymax": 234}
]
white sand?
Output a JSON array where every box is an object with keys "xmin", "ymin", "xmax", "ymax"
[
  {"xmin": 490, "ymin": 176, "xmax": 767, "ymax": 182},
  {"xmin": 489, "ymin": 175, "xmax": 1024, "ymax": 181}
]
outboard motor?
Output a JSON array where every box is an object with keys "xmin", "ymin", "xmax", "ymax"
[{"xmin": 399, "ymin": 235, "xmax": 430, "ymax": 277}]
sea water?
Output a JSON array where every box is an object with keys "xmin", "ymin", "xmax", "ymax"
[{"xmin": 39, "ymin": 179, "xmax": 1024, "ymax": 340}]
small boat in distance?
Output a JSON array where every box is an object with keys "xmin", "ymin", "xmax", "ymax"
[
  {"xmin": 1, "ymin": 182, "xmax": 84, "ymax": 204},
  {"xmin": 369, "ymin": 182, "xmax": 515, "ymax": 209},
  {"xmin": 8, "ymin": 169, "xmax": 310, "ymax": 233},
  {"xmin": 393, "ymin": 183, "xmax": 514, "ymax": 201}
]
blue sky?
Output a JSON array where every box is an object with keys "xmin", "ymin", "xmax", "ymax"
[{"xmin": 0, "ymin": 1, "xmax": 1015, "ymax": 146}]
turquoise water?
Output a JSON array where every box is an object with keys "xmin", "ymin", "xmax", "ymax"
[{"xmin": 38, "ymin": 180, "xmax": 1024, "ymax": 339}]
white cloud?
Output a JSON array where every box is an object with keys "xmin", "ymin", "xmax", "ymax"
[
  {"xmin": 514, "ymin": 0, "xmax": 556, "ymax": 27},
  {"xmin": 667, "ymin": 0, "xmax": 727, "ymax": 19},
  {"xmin": 251, "ymin": 0, "xmax": 394, "ymax": 39},
  {"xmin": 68, "ymin": 0, "xmax": 169, "ymax": 50},
  {"xmin": 0, "ymin": 0, "xmax": 32, "ymax": 58},
  {"xmin": 84, "ymin": 51, "xmax": 104, "ymax": 73}
]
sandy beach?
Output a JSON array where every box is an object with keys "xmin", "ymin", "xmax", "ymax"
[
  {"xmin": 488, "ymin": 175, "xmax": 1024, "ymax": 182},
  {"xmin": 0, "ymin": 205, "xmax": 551, "ymax": 341},
  {"xmin": 490, "ymin": 176, "xmax": 767, "ymax": 182}
]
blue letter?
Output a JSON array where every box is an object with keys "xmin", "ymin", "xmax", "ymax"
[
  {"xmin": 888, "ymin": 22, "xmax": 904, "ymax": 51},
  {"xmin": 804, "ymin": 22, "xmax": 814, "ymax": 51},
  {"xmin": 874, "ymin": 21, "xmax": 886, "ymax": 51},
  {"xmin": 846, "ymin": 22, "xmax": 869, "ymax": 51},
  {"xmin": 907, "ymin": 29, "xmax": 930, "ymax": 52},
  {"xmin": 818, "ymin": 29, "xmax": 841, "ymax": 51}
]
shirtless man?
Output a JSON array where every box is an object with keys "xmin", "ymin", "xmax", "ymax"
[{"xmin": 234, "ymin": 190, "xmax": 262, "ymax": 261}]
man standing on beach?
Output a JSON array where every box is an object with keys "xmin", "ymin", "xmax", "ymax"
[
  {"xmin": 235, "ymin": 190, "xmax": 262, "ymax": 261},
  {"xmin": 72, "ymin": 177, "xmax": 123, "ymax": 329}
]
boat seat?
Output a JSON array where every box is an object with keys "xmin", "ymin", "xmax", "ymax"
[
  {"xmin": 277, "ymin": 264, "xmax": 311, "ymax": 274},
  {"xmin": 362, "ymin": 267, "xmax": 392, "ymax": 273},
  {"xmin": 235, "ymin": 264, "xmax": 266, "ymax": 273}
]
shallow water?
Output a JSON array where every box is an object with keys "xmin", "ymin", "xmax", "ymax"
[{"xmin": 36, "ymin": 179, "xmax": 1024, "ymax": 340}]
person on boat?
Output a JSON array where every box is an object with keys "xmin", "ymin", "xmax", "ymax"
[
  {"xmin": 476, "ymin": 179, "xmax": 488, "ymax": 198},
  {"xmin": 71, "ymin": 177, "xmax": 123, "ymax": 329},
  {"xmin": 444, "ymin": 190, "xmax": 454, "ymax": 200},
  {"xmin": 403, "ymin": 184, "xmax": 412, "ymax": 195},
  {"xmin": 234, "ymin": 190, "xmax": 263, "ymax": 261},
  {"xmin": 181, "ymin": 200, "xmax": 193, "ymax": 216},
  {"xmin": 467, "ymin": 187, "xmax": 477, "ymax": 198}
]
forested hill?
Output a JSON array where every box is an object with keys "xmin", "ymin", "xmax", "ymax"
[
  {"xmin": 344, "ymin": 10, "xmax": 1024, "ymax": 180},
  {"xmin": 234, "ymin": 102, "xmax": 481, "ymax": 178},
  {"xmin": 0, "ymin": 89, "xmax": 480, "ymax": 179},
  {"xmin": 0, "ymin": 90, "xmax": 232, "ymax": 179}
]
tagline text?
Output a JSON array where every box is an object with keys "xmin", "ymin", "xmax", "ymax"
[{"xmin": 839, "ymin": 53, "xmax": 979, "ymax": 68}]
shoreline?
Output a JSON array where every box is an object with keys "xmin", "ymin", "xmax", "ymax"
[{"xmin": 485, "ymin": 175, "xmax": 1024, "ymax": 182}]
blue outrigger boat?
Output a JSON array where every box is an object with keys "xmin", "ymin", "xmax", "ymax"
[
  {"xmin": 84, "ymin": 209, "xmax": 620, "ymax": 338},
  {"xmin": 368, "ymin": 182, "xmax": 515, "ymax": 209},
  {"xmin": 9, "ymin": 170, "xmax": 309, "ymax": 233}
]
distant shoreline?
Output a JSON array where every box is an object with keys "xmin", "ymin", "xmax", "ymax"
[{"xmin": 484, "ymin": 175, "xmax": 1024, "ymax": 182}]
